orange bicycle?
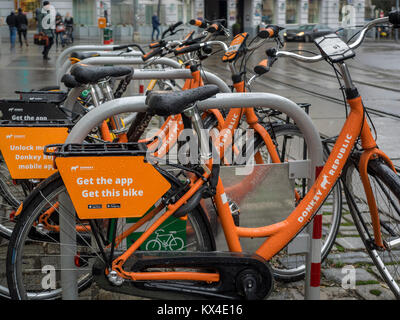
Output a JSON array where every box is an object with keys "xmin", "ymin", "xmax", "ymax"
[{"xmin": 8, "ymin": 13, "xmax": 400, "ymax": 299}]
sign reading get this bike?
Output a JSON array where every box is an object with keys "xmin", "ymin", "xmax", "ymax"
[{"xmin": 56, "ymin": 156, "xmax": 171, "ymax": 219}]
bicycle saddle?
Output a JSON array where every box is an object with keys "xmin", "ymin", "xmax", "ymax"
[
  {"xmin": 70, "ymin": 51, "xmax": 101, "ymax": 61},
  {"xmin": 61, "ymin": 74, "xmax": 80, "ymax": 88},
  {"xmin": 70, "ymin": 64, "xmax": 133, "ymax": 84},
  {"xmin": 146, "ymin": 85, "xmax": 220, "ymax": 116}
]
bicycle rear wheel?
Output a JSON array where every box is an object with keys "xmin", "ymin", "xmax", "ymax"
[
  {"xmin": 6, "ymin": 173, "xmax": 215, "ymax": 300},
  {"xmin": 342, "ymin": 155, "xmax": 400, "ymax": 299}
]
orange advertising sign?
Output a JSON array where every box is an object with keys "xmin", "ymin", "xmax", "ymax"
[
  {"xmin": 56, "ymin": 156, "xmax": 171, "ymax": 219},
  {"xmin": 98, "ymin": 17, "xmax": 107, "ymax": 29},
  {"xmin": 0, "ymin": 127, "xmax": 69, "ymax": 179}
]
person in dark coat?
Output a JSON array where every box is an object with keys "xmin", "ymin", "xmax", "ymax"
[
  {"xmin": 16, "ymin": 8, "xmax": 29, "ymax": 47},
  {"xmin": 151, "ymin": 14, "xmax": 160, "ymax": 41},
  {"xmin": 6, "ymin": 11, "xmax": 17, "ymax": 48}
]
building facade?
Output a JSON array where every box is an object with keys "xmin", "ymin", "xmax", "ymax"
[{"xmin": 0, "ymin": 0, "xmax": 396, "ymax": 40}]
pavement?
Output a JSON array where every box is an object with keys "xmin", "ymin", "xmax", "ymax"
[{"xmin": 0, "ymin": 36, "xmax": 399, "ymax": 300}]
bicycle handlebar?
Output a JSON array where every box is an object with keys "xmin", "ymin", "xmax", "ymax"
[
  {"xmin": 161, "ymin": 21, "xmax": 184, "ymax": 39},
  {"xmin": 258, "ymin": 25, "xmax": 282, "ymax": 39},
  {"xmin": 142, "ymin": 47, "xmax": 163, "ymax": 61},
  {"xmin": 112, "ymin": 43, "xmax": 145, "ymax": 54},
  {"xmin": 273, "ymin": 15, "xmax": 393, "ymax": 63},
  {"xmin": 173, "ymin": 40, "xmax": 228, "ymax": 56}
]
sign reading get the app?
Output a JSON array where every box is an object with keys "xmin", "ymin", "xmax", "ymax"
[{"xmin": 56, "ymin": 156, "xmax": 171, "ymax": 219}]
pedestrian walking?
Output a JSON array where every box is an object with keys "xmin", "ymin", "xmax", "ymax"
[
  {"xmin": 64, "ymin": 12, "xmax": 74, "ymax": 43},
  {"xmin": 6, "ymin": 11, "xmax": 17, "ymax": 48},
  {"xmin": 16, "ymin": 8, "xmax": 29, "ymax": 47},
  {"xmin": 37, "ymin": 1, "xmax": 56, "ymax": 60},
  {"xmin": 152, "ymin": 13, "xmax": 160, "ymax": 41},
  {"xmin": 55, "ymin": 13, "xmax": 66, "ymax": 48}
]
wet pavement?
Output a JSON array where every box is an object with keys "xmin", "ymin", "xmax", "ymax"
[{"xmin": 0, "ymin": 35, "xmax": 399, "ymax": 300}]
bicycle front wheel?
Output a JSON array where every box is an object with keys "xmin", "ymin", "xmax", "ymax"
[
  {"xmin": 342, "ymin": 156, "xmax": 400, "ymax": 299},
  {"xmin": 6, "ymin": 173, "xmax": 215, "ymax": 300}
]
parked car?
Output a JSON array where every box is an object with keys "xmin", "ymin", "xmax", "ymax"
[{"xmin": 283, "ymin": 24, "xmax": 335, "ymax": 42}]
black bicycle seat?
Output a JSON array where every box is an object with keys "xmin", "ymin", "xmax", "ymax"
[
  {"xmin": 70, "ymin": 64, "xmax": 133, "ymax": 84},
  {"xmin": 70, "ymin": 51, "xmax": 101, "ymax": 60},
  {"xmin": 146, "ymin": 85, "xmax": 219, "ymax": 116},
  {"xmin": 61, "ymin": 74, "xmax": 80, "ymax": 88}
]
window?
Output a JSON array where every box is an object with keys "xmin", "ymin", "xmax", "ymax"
[
  {"xmin": 111, "ymin": 0, "xmax": 134, "ymax": 26},
  {"xmin": 286, "ymin": 0, "xmax": 299, "ymax": 24},
  {"xmin": 262, "ymin": 0, "xmax": 275, "ymax": 24},
  {"xmin": 308, "ymin": 0, "xmax": 320, "ymax": 23},
  {"xmin": 73, "ymin": 0, "xmax": 95, "ymax": 26},
  {"xmin": 145, "ymin": 4, "xmax": 156, "ymax": 25}
]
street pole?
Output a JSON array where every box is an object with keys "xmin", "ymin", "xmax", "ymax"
[
  {"xmin": 133, "ymin": 0, "xmax": 138, "ymax": 41},
  {"xmin": 396, "ymin": 0, "xmax": 399, "ymax": 41}
]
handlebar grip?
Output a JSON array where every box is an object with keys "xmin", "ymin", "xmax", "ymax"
[
  {"xmin": 112, "ymin": 43, "xmax": 145, "ymax": 54},
  {"xmin": 113, "ymin": 44, "xmax": 130, "ymax": 51},
  {"xmin": 142, "ymin": 47, "xmax": 163, "ymax": 61},
  {"xmin": 149, "ymin": 41, "xmax": 161, "ymax": 49},
  {"xmin": 206, "ymin": 23, "xmax": 220, "ymax": 33},
  {"xmin": 189, "ymin": 19, "xmax": 207, "ymax": 28},
  {"xmin": 258, "ymin": 25, "xmax": 281, "ymax": 39},
  {"xmin": 389, "ymin": 10, "xmax": 400, "ymax": 26},
  {"xmin": 254, "ymin": 59, "xmax": 271, "ymax": 75},
  {"xmin": 174, "ymin": 43, "xmax": 201, "ymax": 55},
  {"xmin": 172, "ymin": 21, "xmax": 183, "ymax": 29},
  {"xmin": 183, "ymin": 34, "xmax": 206, "ymax": 46}
]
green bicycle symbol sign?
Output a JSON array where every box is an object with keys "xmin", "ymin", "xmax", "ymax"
[{"xmin": 145, "ymin": 229, "xmax": 185, "ymax": 251}]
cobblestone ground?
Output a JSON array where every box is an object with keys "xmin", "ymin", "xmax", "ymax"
[{"xmin": 268, "ymin": 199, "xmax": 397, "ymax": 300}]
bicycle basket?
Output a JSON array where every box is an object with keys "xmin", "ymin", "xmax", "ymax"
[
  {"xmin": 15, "ymin": 90, "xmax": 68, "ymax": 104},
  {"xmin": 0, "ymin": 99, "xmax": 69, "ymax": 121}
]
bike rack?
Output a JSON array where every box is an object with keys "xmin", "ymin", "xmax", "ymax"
[
  {"xmin": 55, "ymin": 45, "xmax": 143, "ymax": 83},
  {"xmin": 55, "ymin": 92, "xmax": 323, "ymax": 300},
  {"xmin": 57, "ymin": 56, "xmax": 183, "ymax": 89}
]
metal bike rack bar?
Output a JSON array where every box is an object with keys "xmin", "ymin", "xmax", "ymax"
[
  {"xmin": 55, "ymin": 45, "xmax": 142, "ymax": 80},
  {"xmin": 59, "ymin": 92, "xmax": 324, "ymax": 300}
]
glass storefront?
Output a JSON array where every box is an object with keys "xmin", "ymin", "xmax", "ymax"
[
  {"xmin": 308, "ymin": 0, "xmax": 320, "ymax": 23},
  {"xmin": 73, "ymin": 0, "xmax": 95, "ymax": 26},
  {"xmin": 111, "ymin": 0, "xmax": 134, "ymax": 25},
  {"xmin": 286, "ymin": 0, "xmax": 299, "ymax": 24},
  {"xmin": 14, "ymin": 0, "xmax": 40, "ymax": 29},
  {"xmin": 365, "ymin": 0, "xmax": 396, "ymax": 20},
  {"xmin": 262, "ymin": 0, "xmax": 275, "ymax": 24}
]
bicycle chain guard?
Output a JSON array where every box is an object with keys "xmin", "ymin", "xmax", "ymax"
[{"xmin": 92, "ymin": 251, "xmax": 274, "ymax": 300}]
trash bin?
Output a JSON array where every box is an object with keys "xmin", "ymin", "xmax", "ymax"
[{"xmin": 103, "ymin": 27, "xmax": 113, "ymax": 45}]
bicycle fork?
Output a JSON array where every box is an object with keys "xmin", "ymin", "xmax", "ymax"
[{"xmin": 339, "ymin": 62, "xmax": 397, "ymax": 249}]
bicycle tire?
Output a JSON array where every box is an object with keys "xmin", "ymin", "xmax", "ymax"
[
  {"xmin": 6, "ymin": 173, "xmax": 215, "ymax": 300},
  {"xmin": 342, "ymin": 155, "xmax": 400, "ymax": 299},
  {"xmin": 246, "ymin": 123, "xmax": 342, "ymax": 282}
]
